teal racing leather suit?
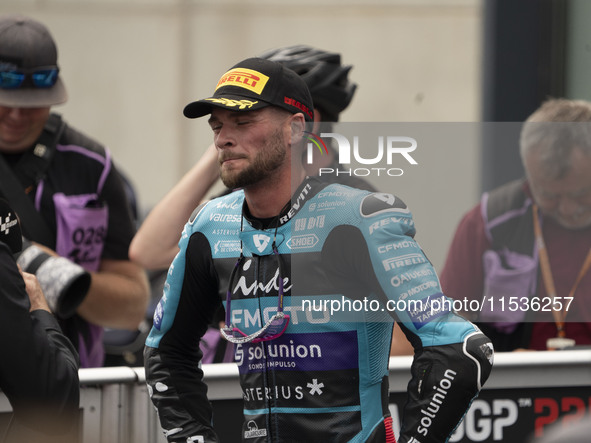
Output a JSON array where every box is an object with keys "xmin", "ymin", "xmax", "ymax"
[{"xmin": 145, "ymin": 178, "xmax": 493, "ymax": 442}]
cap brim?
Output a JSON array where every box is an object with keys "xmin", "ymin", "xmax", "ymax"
[
  {"xmin": 0, "ymin": 77, "xmax": 67, "ymax": 108},
  {"xmin": 183, "ymin": 94, "xmax": 270, "ymax": 119}
]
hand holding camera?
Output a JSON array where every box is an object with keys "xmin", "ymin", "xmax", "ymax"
[
  {"xmin": 16, "ymin": 239, "xmax": 91, "ymax": 318},
  {"xmin": 1, "ymin": 198, "xmax": 91, "ymax": 318},
  {"xmin": 19, "ymin": 270, "xmax": 50, "ymax": 313}
]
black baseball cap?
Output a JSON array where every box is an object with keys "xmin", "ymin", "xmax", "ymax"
[
  {"xmin": 0, "ymin": 14, "xmax": 67, "ymax": 108},
  {"xmin": 183, "ymin": 57, "xmax": 314, "ymax": 122}
]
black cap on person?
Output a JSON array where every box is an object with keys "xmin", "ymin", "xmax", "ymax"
[{"xmin": 183, "ymin": 57, "xmax": 314, "ymax": 122}]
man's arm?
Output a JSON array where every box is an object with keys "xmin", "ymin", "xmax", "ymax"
[
  {"xmin": 0, "ymin": 244, "xmax": 79, "ymax": 433},
  {"xmin": 359, "ymin": 198, "xmax": 493, "ymax": 443},
  {"xmin": 323, "ymin": 193, "xmax": 493, "ymax": 443},
  {"xmin": 130, "ymin": 144, "xmax": 219, "ymax": 270},
  {"xmin": 77, "ymin": 258, "xmax": 150, "ymax": 330},
  {"xmin": 389, "ymin": 204, "xmax": 490, "ymax": 356},
  {"xmin": 144, "ymin": 231, "xmax": 222, "ymax": 442}
]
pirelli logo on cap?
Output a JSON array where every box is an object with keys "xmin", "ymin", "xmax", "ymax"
[{"xmin": 215, "ymin": 68, "xmax": 269, "ymax": 95}]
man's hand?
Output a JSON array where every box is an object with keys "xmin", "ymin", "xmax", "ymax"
[
  {"xmin": 16, "ymin": 241, "xmax": 91, "ymax": 318},
  {"xmin": 19, "ymin": 268, "xmax": 51, "ymax": 313}
]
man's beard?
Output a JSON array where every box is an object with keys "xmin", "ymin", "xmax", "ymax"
[
  {"xmin": 220, "ymin": 129, "xmax": 286, "ymax": 190},
  {"xmin": 552, "ymin": 209, "xmax": 591, "ymax": 230}
]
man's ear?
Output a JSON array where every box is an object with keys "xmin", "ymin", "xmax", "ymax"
[{"xmin": 290, "ymin": 113, "xmax": 306, "ymax": 144}]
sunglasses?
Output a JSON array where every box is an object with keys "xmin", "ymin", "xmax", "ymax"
[
  {"xmin": 220, "ymin": 241, "xmax": 290, "ymax": 344},
  {"xmin": 0, "ymin": 66, "xmax": 60, "ymax": 89}
]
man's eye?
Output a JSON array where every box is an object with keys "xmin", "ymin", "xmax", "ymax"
[{"xmin": 236, "ymin": 121, "xmax": 249, "ymax": 126}]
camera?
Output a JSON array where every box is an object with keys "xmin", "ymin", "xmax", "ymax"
[
  {"xmin": 16, "ymin": 239, "xmax": 91, "ymax": 318},
  {"xmin": 1, "ymin": 198, "xmax": 90, "ymax": 318}
]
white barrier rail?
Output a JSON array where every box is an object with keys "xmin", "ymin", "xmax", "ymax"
[{"xmin": 1, "ymin": 350, "xmax": 591, "ymax": 442}]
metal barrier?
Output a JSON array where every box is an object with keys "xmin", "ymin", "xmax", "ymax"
[
  {"xmin": 77, "ymin": 364, "xmax": 240, "ymax": 443},
  {"xmin": 1, "ymin": 350, "xmax": 590, "ymax": 442}
]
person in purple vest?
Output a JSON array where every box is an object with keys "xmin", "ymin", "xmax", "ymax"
[
  {"xmin": 441, "ymin": 98, "xmax": 591, "ymax": 351},
  {"xmin": 0, "ymin": 14, "xmax": 149, "ymax": 367}
]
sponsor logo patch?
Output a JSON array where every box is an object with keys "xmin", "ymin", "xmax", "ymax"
[
  {"xmin": 407, "ymin": 293, "xmax": 450, "ymax": 329},
  {"xmin": 205, "ymin": 98, "xmax": 258, "ymax": 110},
  {"xmin": 361, "ymin": 192, "xmax": 409, "ymax": 218},
  {"xmin": 253, "ymin": 234, "xmax": 271, "ymax": 253},
  {"xmin": 244, "ymin": 421, "xmax": 267, "ymax": 439},
  {"xmin": 215, "ymin": 68, "xmax": 269, "ymax": 94},
  {"xmin": 214, "ymin": 240, "xmax": 241, "ymax": 254},
  {"xmin": 153, "ymin": 301, "xmax": 164, "ymax": 330},
  {"xmin": 382, "ymin": 253, "xmax": 427, "ymax": 271},
  {"xmin": 287, "ymin": 233, "xmax": 319, "ymax": 249}
]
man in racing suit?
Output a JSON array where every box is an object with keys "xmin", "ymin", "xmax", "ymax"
[{"xmin": 144, "ymin": 57, "xmax": 493, "ymax": 443}]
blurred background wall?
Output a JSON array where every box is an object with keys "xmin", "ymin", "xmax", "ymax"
[{"xmin": 1, "ymin": 0, "xmax": 588, "ymax": 269}]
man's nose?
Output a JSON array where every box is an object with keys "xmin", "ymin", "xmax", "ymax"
[
  {"xmin": 215, "ymin": 126, "xmax": 235, "ymax": 149},
  {"xmin": 6, "ymin": 107, "xmax": 28, "ymax": 119}
]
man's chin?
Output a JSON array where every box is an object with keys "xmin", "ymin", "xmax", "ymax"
[
  {"xmin": 555, "ymin": 215, "xmax": 591, "ymax": 230},
  {"xmin": 220, "ymin": 172, "xmax": 248, "ymax": 190},
  {"xmin": 0, "ymin": 139, "xmax": 30, "ymax": 153}
]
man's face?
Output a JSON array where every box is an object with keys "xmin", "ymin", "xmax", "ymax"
[
  {"xmin": 0, "ymin": 106, "xmax": 50, "ymax": 153},
  {"xmin": 209, "ymin": 107, "xmax": 292, "ymax": 190},
  {"xmin": 525, "ymin": 147, "xmax": 591, "ymax": 229}
]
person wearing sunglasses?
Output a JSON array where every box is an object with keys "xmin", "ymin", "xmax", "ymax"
[
  {"xmin": 0, "ymin": 14, "xmax": 150, "ymax": 368},
  {"xmin": 144, "ymin": 57, "xmax": 493, "ymax": 443}
]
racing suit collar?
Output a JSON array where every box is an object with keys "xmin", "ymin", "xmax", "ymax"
[{"xmin": 242, "ymin": 176, "xmax": 327, "ymax": 229}]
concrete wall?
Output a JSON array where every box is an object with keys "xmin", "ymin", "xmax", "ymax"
[{"xmin": 0, "ymin": 0, "xmax": 483, "ymax": 269}]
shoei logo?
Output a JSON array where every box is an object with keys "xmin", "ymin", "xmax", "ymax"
[
  {"xmin": 253, "ymin": 234, "xmax": 271, "ymax": 253},
  {"xmin": 244, "ymin": 421, "xmax": 267, "ymax": 439},
  {"xmin": 215, "ymin": 68, "xmax": 269, "ymax": 95},
  {"xmin": 305, "ymin": 132, "xmax": 418, "ymax": 177}
]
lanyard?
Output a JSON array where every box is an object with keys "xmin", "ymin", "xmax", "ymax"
[{"xmin": 533, "ymin": 205, "xmax": 591, "ymax": 338}]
